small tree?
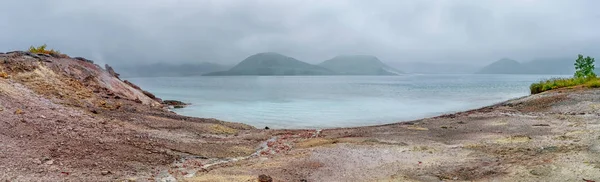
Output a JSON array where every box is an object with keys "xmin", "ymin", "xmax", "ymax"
[{"xmin": 574, "ymin": 54, "xmax": 596, "ymax": 78}]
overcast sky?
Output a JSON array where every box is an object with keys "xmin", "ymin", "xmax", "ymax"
[{"xmin": 1, "ymin": 0, "xmax": 599, "ymax": 66}]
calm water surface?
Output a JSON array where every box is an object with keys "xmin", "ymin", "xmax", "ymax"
[{"xmin": 128, "ymin": 75, "xmax": 564, "ymax": 129}]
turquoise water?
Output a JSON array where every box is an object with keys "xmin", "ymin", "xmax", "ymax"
[{"xmin": 128, "ymin": 75, "xmax": 564, "ymax": 129}]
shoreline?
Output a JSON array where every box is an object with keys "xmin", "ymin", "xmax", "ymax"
[
  {"xmin": 1, "ymin": 52, "xmax": 599, "ymax": 181},
  {"xmin": 184, "ymin": 86, "xmax": 600, "ymax": 181},
  {"xmin": 165, "ymin": 93, "xmax": 531, "ymax": 130}
]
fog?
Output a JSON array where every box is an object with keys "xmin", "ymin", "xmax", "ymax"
[{"xmin": 1, "ymin": 0, "xmax": 599, "ymax": 67}]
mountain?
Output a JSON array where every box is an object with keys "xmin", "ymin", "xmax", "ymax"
[
  {"xmin": 318, "ymin": 55, "xmax": 403, "ymax": 75},
  {"xmin": 118, "ymin": 62, "xmax": 231, "ymax": 77},
  {"xmin": 204, "ymin": 52, "xmax": 335, "ymax": 76},
  {"xmin": 476, "ymin": 58, "xmax": 578, "ymax": 75},
  {"xmin": 476, "ymin": 58, "xmax": 526, "ymax": 74},
  {"xmin": 522, "ymin": 58, "xmax": 574, "ymax": 75},
  {"xmin": 389, "ymin": 62, "xmax": 480, "ymax": 74}
]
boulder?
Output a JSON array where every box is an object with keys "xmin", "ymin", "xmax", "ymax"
[
  {"xmin": 162, "ymin": 100, "xmax": 189, "ymax": 108},
  {"xmin": 124, "ymin": 80, "xmax": 142, "ymax": 90},
  {"xmin": 105, "ymin": 64, "xmax": 120, "ymax": 79},
  {"xmin": 74, "ymin": 57, "xmax": 94, "ymax": 63},
  {"xmin": 258, "ymin": 174, "xmax": 273, "ymax": 182}
]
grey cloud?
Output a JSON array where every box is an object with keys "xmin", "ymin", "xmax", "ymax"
[{"xmin": 1, "ymin": 0, "xmax": 599, "ymax": 66}]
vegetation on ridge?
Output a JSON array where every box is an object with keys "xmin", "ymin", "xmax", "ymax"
[
  {"xmin": 28, "ymin": 44, "xmax": 61, "ymax": 55},
  {"xmin": 530, "ymin": 54, "xmax": 598, "ymax": 94}
]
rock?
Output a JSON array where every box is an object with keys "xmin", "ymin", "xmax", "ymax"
[
  {"xmin": 162, "ymin": 100, "xmax": 188, "ymax": 108},
  {"xmin": 45, "ymin": 159, "xmax": 54, "ymax": 165},
  {"xmin": 163, "ymin": 100, "xmax": 186, "ymax": 105},
  {"xmin": 74, "ymin": 57, "xmax": 94, "ymax": 63},
  {"xmin": 142, "ymin": 90, "xmax": 160, "ymax": 102},
  {"xmin": 124, "ymin": 80, "xmax": 142, "ymax": 90},
  {"xmin": 264, "ymin": 126, "xmax": 270, "ymax": 130},
  {"xmin": 589, "ymin": 143, "xmax": 600, "ymax": 153},
  {"xmin": 49, "ymin": 52, "xmax": 67, "ymax": 58},
  {"xmin": 532, "ymin": 124, "xmax": 550, "ymax": 127},
  {"xmin": 258, "ymin": 174, "xmax": 273, "ymax": 182},
  {"xmin": 23, "ymin": 52, "xmax": 41, "ymax": 59},
  {"xmin": 105, "ymin": 64, "xmax": 120, "ymax": 79},
  {"xmin": 160, "ymin": 175, "xmax": 177, "ymax": 182},
  {"xmin": 529, "ymin": 166, "xmax": 552, "ymax": 176},
  {"xmin": 101, "ymin": 170, "xmax": 111, "ymax": 175},
  {"xmin": 540, "ymin": 146, "xmax": 559, "ymax": 153},
  {"xmin": 32, "ymin": 159, "xmax": 42, "ymax": 165},
  {"xmin": 36, "ymin": 53, "xmax": 51, "ymax": 58},
  {"xmin": 14, "ymin": 109, "xmax": 23, "ymax": 115},
  {"xmin": 5, "ymin": 51, "xmax": 20, "ymax": 54}
]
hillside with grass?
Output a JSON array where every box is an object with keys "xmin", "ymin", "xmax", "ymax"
[
  {"xmin": 318, "ymin": 55, "xmax": 403, "ymax": 75},
  {"xmin": 530, "ymin": 54, "xmax": 598, "ymax": 94}
]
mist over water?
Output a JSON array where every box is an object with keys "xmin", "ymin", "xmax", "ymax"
[{"xmin": 129, "ymin": 75, "xmax": 565, "ymax": 129}]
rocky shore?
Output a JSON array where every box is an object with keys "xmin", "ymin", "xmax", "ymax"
[{"xmin": 0, "ymin": 51, "xmax": 599, "ymax": 181}]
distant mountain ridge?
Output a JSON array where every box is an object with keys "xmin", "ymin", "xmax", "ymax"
[
  {"xmin": 318, "ymin": 55, "xmax": 402, "ymax": 75},
  {"xmin": 204, "ymin": 52, "xmax": 335, "ymax": 76},
  {"xmin": 476, "ymin": 58, "xmax": 576, "ymax": 75},
  {"xmin": 118, "ymin": 62, "xmax": 231, "ymax": 77},
  {"xmin": 204, "ymin": 52, "xmax": 403, "ymax": 76},
  {"xmin": 476, "ymin": 58, "xmax": 526, "ymax": 74},
  {"xmin": 389, "ymin": 62, "xmax": 481, "ymax": 74}
]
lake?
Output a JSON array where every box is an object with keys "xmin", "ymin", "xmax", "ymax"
[{"xmin": 127, "ymin": 74, "xmax": 565, "ymax": 129}]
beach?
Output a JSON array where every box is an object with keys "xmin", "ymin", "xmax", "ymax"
[{"xmin": 1, "ymin": 52, "xmax": 599, "ymax": 181}]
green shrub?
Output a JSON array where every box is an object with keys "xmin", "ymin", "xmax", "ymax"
[
  {"xmin": 28, "ymin": 44, "xmax": 61, "ymax": 55},
  {"xmin": 531, "ymin": 54, "xmax": 598, "ymax": 94}
]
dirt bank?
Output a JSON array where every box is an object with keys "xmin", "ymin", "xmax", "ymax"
[
  {"xmin": 1, "ymin": 51, "xmax": 599, "ymax": 182},
  {"xmin": 185, "ymin": 88, "xmax": 600, "ymax": 182},
  {"xmin": 0, "ymin": 52, "xmax": 263, "ymax": 181}
]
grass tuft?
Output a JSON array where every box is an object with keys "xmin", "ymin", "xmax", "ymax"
[
  {"xmin": 585, "ymin": 79, "xmax": 600, "ymax": 88},
  {"xmin": 28, "ymin": 44, "xmax": 61, "ymax": 55},
  {"xmin": 530, "ymin": 76, "xmax": 599, "ymax": 94}
]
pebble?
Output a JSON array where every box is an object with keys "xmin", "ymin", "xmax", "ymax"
[
  {"xmin": 101, "ymin": 170, "xmax": 111, "ymax": 175},
  {"xmin": 45, "ymin": 160, "xmax": 54, "ymax": 165},
  {"xmin": 589, "ymin": 143, "xmax": 600, "ymax": 153},
  {"xmin": 529, "ymin": 166, "xmax": 552, "ymax": 176},
  {"xmin": 258, "ymin": 174, "xmax": 273, "ymax": 182},
  {"xmin": 33, "ymin": 159, "xmax": 42, "ymax": 165}
]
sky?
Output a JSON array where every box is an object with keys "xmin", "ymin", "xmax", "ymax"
[{"xmin": 1, "ymin": 0, "xmax": 599, "ymax": 66}]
